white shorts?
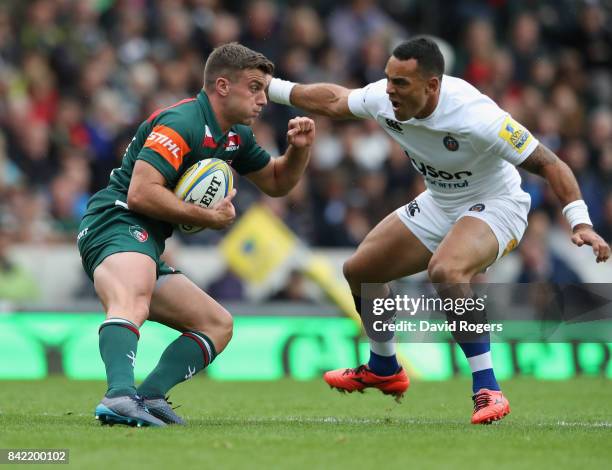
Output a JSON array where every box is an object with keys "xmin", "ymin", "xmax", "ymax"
[{"xmin": 395, "ymin": 190, "xmax": 531, "ymax": 260}]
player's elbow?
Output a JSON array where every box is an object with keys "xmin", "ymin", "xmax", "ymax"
[
  {"xmin": 127, "ymin": 184, "xmax": 145, "ymax": 212},
  {"xmin": 269, "ymin": 176, "xmax": 301, "ymax": 197},
  {"xmin": 327, "ymin": 109, "xmax": 347, "ymax": 119},
  {"xmin": 326, "ymin": 99, "xmax": 350, "ymax": 119},
  {"xmin": 262, "ymin": 172, "xmax": 294, "ymax": 197},
  {"xmin": 328, "ymin": 89, "xmax": 354, "ymax": 119},
  {"xmin": 263, "ymin": 185, "xmax": 289, "ymax": 198}
]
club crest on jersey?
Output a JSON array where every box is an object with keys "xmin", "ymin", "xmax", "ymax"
[
  {"xmin": 385, "ymin": 118, "xmax": 403, "ymax": 133},
  {"xmin": 443, "ymin": 135, "xmax": 459, "ymax": 151},
  {"xmin": 468, "ymin": 203, "xmax": 485, "ymax": 212},
  {"xmin": 129, "ymin": 225, "xmax": 149, "ymax": 243},
  {"xmin": 224, "ymin": 131, "xmax": 241, "ymax": 151}
]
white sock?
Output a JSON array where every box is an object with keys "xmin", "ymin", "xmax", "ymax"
[
  {"xmin": 467, "ymin": 351, "xmax": 493, "ymax": 372},
  {"xmin": 369, "ymin": 340, "xmax": 396, "ymax": 356}
]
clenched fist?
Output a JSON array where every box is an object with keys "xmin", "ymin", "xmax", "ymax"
[{"xmin": 286, "ymin": 117, "xmax": 315, "ymax": 148}]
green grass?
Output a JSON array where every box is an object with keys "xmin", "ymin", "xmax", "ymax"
[{"xmin": 1, "ymin": 377, "xmax": 611, "ymax": 469}]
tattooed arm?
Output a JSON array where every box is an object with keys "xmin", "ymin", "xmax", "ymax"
[
  {"xmin": 519, "ymin": 143, "xmax": 610, "ymax": 262},
  {"xmin": 519, "ymin": 144, "xmax": 582, "ymax": 206}
]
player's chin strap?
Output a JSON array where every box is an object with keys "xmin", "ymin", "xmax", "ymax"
[
  {"xmin": 562, "ymin": 199, "xmax": 592, "ymax": 230},
  {"xmin": 268, "ymin": 78, "xmax": 297, "ymax": 106}
]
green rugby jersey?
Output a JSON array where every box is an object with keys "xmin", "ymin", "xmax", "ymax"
[{"xmin": 84, "ymin": 90, "xmax": 271, "ymax": 239}]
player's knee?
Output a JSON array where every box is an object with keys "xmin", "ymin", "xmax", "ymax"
[
  {"xmin": 342, "ymin": 257, "xmax": 363, "ymax": 289},
  {"xmin": 133, "ymin": 297, "xmax": 152, "ymax": 324},
  {"xmin": 203, "ymin": 308, "xmax": 233, "ymax": 350},
  {"xmin": 106, "ymin": 293, "xmax": 151, "ymax": 326},
  {"xmin": 427, "ymin": 259, "xmax": 468, "ymax": 284},
  {"xmin": 218, "ymin": 309, "xmax": 234, "ymax": 342}
]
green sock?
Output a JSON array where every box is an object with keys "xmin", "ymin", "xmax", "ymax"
[
  {"xmin": 99, "ymin": 318, "xmax": 140, "ymax": 398},
  {"xmin": 137, "ymin": 331, "xmax": 216, "ymax": 398}
]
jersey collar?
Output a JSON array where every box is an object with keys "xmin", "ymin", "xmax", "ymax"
[{"xmin": 197, "ymin": 90, "xmax": 225, "ymax": 142}]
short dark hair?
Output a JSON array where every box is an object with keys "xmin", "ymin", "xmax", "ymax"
[
  {"xmin": 392, "ymin": 38, "xmax": 444, "ymax": 79},
  {"xmin": 204, "ymin": 42, "xmax": 274, "ymax": 89}
]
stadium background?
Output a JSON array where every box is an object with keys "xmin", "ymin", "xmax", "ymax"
[{"xmin": 1, "ymin": 0, "xmax": 611, "ymax": 384}]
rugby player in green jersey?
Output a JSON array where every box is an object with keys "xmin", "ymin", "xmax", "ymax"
[{"xmin": 77, "ymin": 43, "xmax": 315, "ymax": 426}]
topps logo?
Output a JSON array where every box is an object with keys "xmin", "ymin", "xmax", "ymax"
[{"xmin": 146, "ymin": 131, "xmax": 182, "ymax": 158}]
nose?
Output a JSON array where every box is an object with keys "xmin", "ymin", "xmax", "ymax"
[
  {"xmin": 386, "ymin": 82, "xmax": 394, "ymax": 95},
  {"xmin": 257, "ymin": 90, "xmax": 267, "ymax": 107}
]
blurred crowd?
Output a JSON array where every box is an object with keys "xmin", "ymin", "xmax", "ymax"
[{"xmin": 0, "ymin": 0, "xmax": 611, "ymax": 259}]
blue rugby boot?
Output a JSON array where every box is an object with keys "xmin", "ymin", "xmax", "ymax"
[
  {"xmin": 143, "ymin": 396, "xmax": 185, "ymax": 425},
  {"xmin": 95, "ymin": 395, "xmax": 166, "ymax": 427}
]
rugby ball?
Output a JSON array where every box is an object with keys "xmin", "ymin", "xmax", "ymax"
[{"xmin": 174, "ymin": 158, "xmax": 233, "ymax": 234}]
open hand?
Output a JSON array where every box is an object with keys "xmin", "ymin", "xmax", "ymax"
[{"xmin": 571, "ymin": 225, "xmax": 610, "ymax": 263}]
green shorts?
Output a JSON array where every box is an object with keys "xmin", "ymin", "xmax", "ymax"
[{"xmin": 77, "ymin": 205, "xmax": 180, "ymax": 281}]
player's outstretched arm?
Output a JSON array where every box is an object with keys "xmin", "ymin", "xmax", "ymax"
[
  {"xmin": 246, "ymin": 117, "xmax": 315, "ymax": 197},
  {"xmin": 127, "ymin": 160, "xmax": 237, "ymax": 230},
  {"xmin": 268, "ymin": 78, "xmax": 355, "ymax": 119},
  {"xmin": 519, "ymin": 143, "xmax": 610, "ymax": 263}
]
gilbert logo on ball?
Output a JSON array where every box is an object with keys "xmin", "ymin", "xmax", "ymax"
[{"xmin": 174, "ymin": 158, "xmax": 234, "ymax": 234}]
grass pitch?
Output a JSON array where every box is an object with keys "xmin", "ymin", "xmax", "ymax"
[{"xmin": 1, "ymin": 377, "xmax": 611, "ymax": 469}]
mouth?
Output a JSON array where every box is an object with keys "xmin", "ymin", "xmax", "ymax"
[{"xmin": 390, "ymin": 100, "xmax": 401, "ymax": 112}]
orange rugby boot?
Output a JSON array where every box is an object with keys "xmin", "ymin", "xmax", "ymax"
[
  {"xmin": 471, "ymin": 388, "xmax": 511, "ymax": 424},
  {"xmin": 324, "ymin": 365, "xmax": 410, "ymax": 402}
]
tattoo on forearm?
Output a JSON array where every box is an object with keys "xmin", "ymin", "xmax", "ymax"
[
  {"xmin": 519, "ymin": 144, "xmax": 558, "ymax": 175},
  {"xmin": 519, "ymin": 143, "xmax": 582, "ymax": 204}
]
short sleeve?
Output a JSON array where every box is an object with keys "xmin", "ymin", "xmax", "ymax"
[
  {"xmin": 137, "ymin": 112, "xmax": 194, "ymax": 186},
  {"xmin": 469, "ymin": 100, "xmax": 539, "ymax": 166},
  {"xmin": 347, "ymin": 79, "xmax": 387, "ymax": 119},
  {"xmin": 230, "ymin": 126, "xmax": 271, "ymax": 175}
]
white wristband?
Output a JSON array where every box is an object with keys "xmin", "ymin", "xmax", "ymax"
[
  {"xmin": 268, "ymin": 78, "xmax": 296, "ymax": 106},
  {"xmin": 562, "ymin": 199, "xmax": 592, "ymax": 230}
]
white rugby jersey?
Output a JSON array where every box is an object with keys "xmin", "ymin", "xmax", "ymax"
[{"xmin": 348, "ymin": 75, "xmax": 539, "ymax": 209}]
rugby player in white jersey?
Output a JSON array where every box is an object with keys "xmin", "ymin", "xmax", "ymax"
[{"xmin": 268, "ymin": 37, "xmax": 610, "ymax": 424}]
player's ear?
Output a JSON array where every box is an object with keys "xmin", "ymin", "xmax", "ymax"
[
  {"xmin": 426, "ymin": 75, "xmax": 440, "ymax": 95},
  {"xmin": 216, "ymin": 77, "xmax": 231, "ymax": 97}
]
